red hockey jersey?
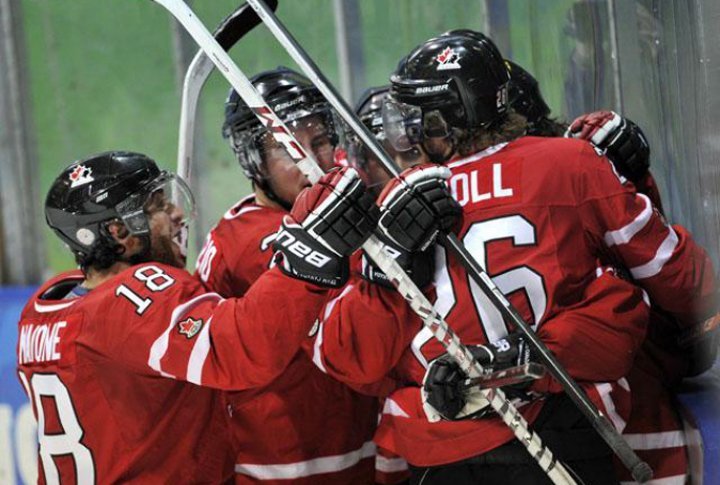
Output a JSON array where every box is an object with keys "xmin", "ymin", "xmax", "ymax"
[
  {"xmin": 196, "ymin": 195, "xmax": 378, "ymax": 484},
  {"xmin": 313, "ymin": 136, "xmax": 715, "ymax": 465},
  {"xmin": 17, "ymin": 262, "xmax": 329, "ymax": 483}
]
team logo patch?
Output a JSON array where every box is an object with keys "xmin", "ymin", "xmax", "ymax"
[
  {"xmin": 435, "ymin": 47, "xmax": 461, "ymax": 71},
  {"xmin": 69, "ymin": 164, "xmax": 94, "ymax": 187},
  {"xmin": 178, "ymin": 317, "xmax": 203, "ymax": 339}
]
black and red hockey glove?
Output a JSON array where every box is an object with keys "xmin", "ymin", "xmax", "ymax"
[
  {"xmin": 422, "ymin": 333, "xmax": 535, "ymax": 421},
  {"xmin": 566, "ymin": 110, "xmax": 650, "ymax": 185},
  {"xmin": 274, "ymin": 167, "xmax": 378, "ymax": 288},
  {"xmin": 360, "ymin": 230, "xmax": 435, "ymax": 289},
  {"xmin": 376, "ymin": 164, "xmax": 462, "ymax": 253}
]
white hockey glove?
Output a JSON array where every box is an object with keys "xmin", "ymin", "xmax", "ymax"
[{"xmin": 274, "ymin": 167, "xmax": 378, "ymax": 287}]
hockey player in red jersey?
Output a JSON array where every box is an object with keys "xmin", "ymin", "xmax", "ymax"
[
  {"xmin": 565, "ymin": 110, "xmax": 719, "ymax": 483},
  {"xmin": 506, "ymin": 56, "xmax": 719, "ymax": 482},
  {"xmin": 311, "ymin": 30, "xmax": 716, "ymax": 484},
  {"xmin": 17, "ymin": 150, "xmax": 377, "ymax": 483},
  {"xmin": 195, "ymin": 67, "xmax": 382, "ymax": 484}
]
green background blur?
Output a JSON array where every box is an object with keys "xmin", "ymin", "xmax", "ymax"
[{"xmin": 23, "ymin": 0, "xmax": 582, "ymax": 273}]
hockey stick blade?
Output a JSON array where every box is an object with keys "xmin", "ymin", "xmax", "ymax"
[
  {"xmin": 243, "ymin": 1, "xmax": 652, "ymax": 481},
  {"xmin": 153, "ymin": 1, "xmax": 576, "ymax": 482},
  {"xmin": 177, "ymin": 0, "xmax": 278, "ymax": 181},
  {"xmin": 462, "ymin": 362, "xmax": 546, "ymax": 391}
]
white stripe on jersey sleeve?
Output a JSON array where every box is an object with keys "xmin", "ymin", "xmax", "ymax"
[
  {"xmin": 594, "ymin": 381, "xmax": 627, "ymax": 433},
  {"xmin": 603, "ymin": 194, "xmax": 652, "ymax": 247},
  {"xmin": 629, "ymin": 228, "xmax": 679, "ymax": 280},
  {"xmin": 375, "ymin": 455, "xmax": 409, "ymax": 473},
  {"xmin": 623, "ymin": 430, "xmax": 686, "ymax": 450},
  {"xmin": 312, "ymin": 284, "xmax": 354, "ymax": 373},
  {"xmin": 187, "ymin": 316, "xmax": 213, "ymax": 385},
  {"xmin": 148, "ymin": 292, "xmax": 223, "ymax": 379},
  {"xmin": 382, "ymin": 397, "xmax": 410, "ymax": 418}
]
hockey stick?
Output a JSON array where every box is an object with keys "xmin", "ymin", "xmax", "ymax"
[
  {"xmin": 462, "ymin": 362, "xmax": 546, "ymax": 391},
  {"xmin": 177, "ymin": 0, "xmax": 278, "ymax": 182},
  {"xmin": 243, "ymin": 0, "xmax": 652, "ymax": 481},
  {"xmin": 177, "ymin": 0, "xmax": 543, "ymax": 394},
  {"xmin": 150, "ymin": 1, "xmax": 576, "ymax": 483}
]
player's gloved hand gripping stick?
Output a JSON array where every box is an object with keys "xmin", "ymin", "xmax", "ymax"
[{"xmin": 154, "ymin": 1, "xmax": 576, "ymax": 484}]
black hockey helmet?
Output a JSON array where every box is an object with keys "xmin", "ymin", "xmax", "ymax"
[
  {"xmin": 347, "ymin": 86, "xmax": 391, "ymax": 170},
  {"xmin": 355, "ymin": 85, "xmax": 391, "ymax": 137},
  {"xmin": 45, "ymin": 151, "xmax": 194, "ymax": 264},
  {"xmin": 384, "ymin": 30, "xmax": 509, "ymax": 153},
  {"xmin": 505, "ymin": 60, "xmax": 551, "ymax": 125},
  {"xmin": 222, "ymin": 66, "xmax": 339, "ymax": 184}
]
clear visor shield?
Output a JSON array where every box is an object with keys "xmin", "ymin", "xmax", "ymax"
[
  {"xmin": 258, "ymin": 113, "xmax": 337, "ymax": 172},
  {"xmin": 348, "ymin": 132, "xmax": 425, "ymax": 194},
  {"xmin": 116, "ymin": 172, "xmax": 196, "ymax": 239},
  {"xmin": 382, "ymin": 98, "xmax": 423, "ymax": 152}
]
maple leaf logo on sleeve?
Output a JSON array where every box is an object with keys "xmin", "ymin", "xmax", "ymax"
[{"xmin": 178, "ymin": 317, "xmax": 204, "ymax": 339}]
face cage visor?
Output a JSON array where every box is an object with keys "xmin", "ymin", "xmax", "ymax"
[
  {"xmin": 231, "ymin": 110, "xmax": 338, "ymax": 181},
  {"xmin": 382, "ymin": 97, "xmax": 453, "ymax": 152},
  {"xmin": 348, "ymin": 130, "xmax": 424, "ymax": 186},
  {"xmin": 114, "ymin": 171, "xmax": 196, "ymax": 237}
]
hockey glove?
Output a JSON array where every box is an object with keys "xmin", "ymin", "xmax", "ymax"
[
  {"xmin": 377, "ymin": 164, "xmax": 463, "ymax": 253},
  {"xmin": 680, "ymin": 311, "xmax": 720, "ymax": 377},
  {"xmin": 566, "ymin": 110, "xmax": 650, "ymax": 185},
  {"xmin": 360, "ymin": 230, "xmax": 435, "ymax": 289},
  {"xmin": 274, "ymin": 167, "xmax": 379, "ymax": 287},
  {"xmin": 422, "ymin": 333, "xmax": 534, "ymax": 422}
]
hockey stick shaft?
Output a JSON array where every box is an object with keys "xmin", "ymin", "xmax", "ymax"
[
  {"xmin": 150, "ymin": 1, "xmax": 576, "ymax": 483},
  {"xmin": 177, "ymin": 0, "xmax": 278, "ymax": 182},
  {"xmin": 462, "ymin": 362, "xmax": 546, "ymax": 390},
  {"xmin": 243, "ymin": 0, "xmax": 651, "ymax": 481}
]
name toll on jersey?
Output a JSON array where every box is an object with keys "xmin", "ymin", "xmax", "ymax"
[
  {"xmin": 18, "ymin": 321, "xmax": 67, "ymax": 364},
  {"xmin": 448, "ymin": 162, "xmax": 516, "ymax": 207}
]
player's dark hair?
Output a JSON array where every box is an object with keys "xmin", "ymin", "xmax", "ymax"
[
  {"xmin": 456, "ymin": 111, "xmax": 528, "ymax": 157},
  {"xmin": 528, "ymin": 117, "xmax": 568, "ymax": 137},
  {"xmin": 73, "ymin": 221, "xmax": 151, "ymax": 274}
]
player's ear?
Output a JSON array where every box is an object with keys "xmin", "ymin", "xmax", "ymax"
[
  {"xmin": 106, "ymin": 221, "xmax": 142, "ymax": 255},
  {"xmin": 106, "ymin": 221, "xmax": 130, "ymax": 241}
]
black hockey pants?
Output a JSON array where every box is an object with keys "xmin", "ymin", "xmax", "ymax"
[{"xmin": 409, "ymin": 394, "xmax": 620, "ymax": 485}]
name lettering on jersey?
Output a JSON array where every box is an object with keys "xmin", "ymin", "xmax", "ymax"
[
  {"xmin": 18, "ymin": 321, "xmax": 67, "ymax": 364},
  {"xmin": 274, "ymin": 229, "xmax": 332, "ymax": 268},
  {"xmin": 449, "ymin": 162, "xmax": 519, "ymax": 208},
  {"xmin": 178, "ymin": 317, "xmax": 203, "ymax": 339}
]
